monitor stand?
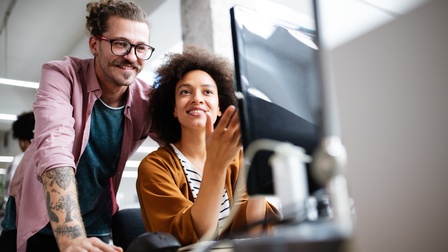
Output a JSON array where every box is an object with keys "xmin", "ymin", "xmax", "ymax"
[{"xmin": 235, "ymin": 137, "xmax": 354, "ymax": 252}]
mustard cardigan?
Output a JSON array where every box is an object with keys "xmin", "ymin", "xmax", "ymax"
[{"xmin": 136, "ymin": 145, "xmax": 278, "ymax": 246}]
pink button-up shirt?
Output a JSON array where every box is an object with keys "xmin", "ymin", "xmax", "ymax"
[{"xmin": 9, "ymin": 56, "xmax": 156, "ymax": 251}]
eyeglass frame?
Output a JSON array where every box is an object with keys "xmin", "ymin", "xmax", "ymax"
[{"xmin": 95, "ymin": 36, "xmax": 155, "ymax": 60}]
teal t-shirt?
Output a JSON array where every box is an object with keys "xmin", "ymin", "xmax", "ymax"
[
  {"xmin": 76, "ymin": 98, "xmax": 124, "ymax": 236},
  {"xmin": 37, "ymin": 98, "xmax": 125, "ymax": 236}
]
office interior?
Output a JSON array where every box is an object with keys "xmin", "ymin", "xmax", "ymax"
[{"xmin": 0, "ymin": 0, "xmax": 447, "ymax": 251}]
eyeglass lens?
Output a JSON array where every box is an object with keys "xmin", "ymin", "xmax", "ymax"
[{"xmin": 111, "ymin": 40, "xmax": 153, "ymax": 60}]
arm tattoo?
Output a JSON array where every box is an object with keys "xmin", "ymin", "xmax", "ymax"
[
  {"xmin": 46, "ymin": 192, "xmax": 59, "ymax": 222},
  {"xmin": 43, "ymin": 167, "xmax": 84, "ymax": 239},
  {"xmin": 53, "ymin": 224, "xmax": 84, "ymax": 239},
  {"xmin": 44, "ymin": 168, "xmax": 72, "ymax": 190}
]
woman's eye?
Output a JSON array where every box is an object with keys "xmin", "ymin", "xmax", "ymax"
[{"xmin": 180, "ymin": 90, "xmax": 190, "ymax": 95}]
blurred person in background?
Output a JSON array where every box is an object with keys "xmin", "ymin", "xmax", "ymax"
[{"xmin": 0, "ymin": 111, "xmax": 35, "ymax": 219}]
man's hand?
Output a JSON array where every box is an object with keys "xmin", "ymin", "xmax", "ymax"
[{"xmin": 64, "ymin": 237, "xmax": 122, "ymax": 252}]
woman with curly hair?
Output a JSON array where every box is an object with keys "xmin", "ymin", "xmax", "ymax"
[{"xmin": 136, "ymin": 45, "xmax": 278, "ymax": 246}]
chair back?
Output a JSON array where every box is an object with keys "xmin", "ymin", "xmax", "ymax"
[{"xmin": 112, "ymin": 208, "xmax": 147, "ymax": 251}]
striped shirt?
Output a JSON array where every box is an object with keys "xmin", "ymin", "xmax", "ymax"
[{"xmin": 171, "ymin": 144, "xmax": 230, "ymax": 231}]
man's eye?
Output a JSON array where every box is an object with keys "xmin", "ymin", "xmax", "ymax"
[
  {"xmin": 136, "ymin": 45, "xmax": 149, "ymax": 52},
  {"xmin": 114, "ymin": 41, "xmax": 128, "ymax": 48}
]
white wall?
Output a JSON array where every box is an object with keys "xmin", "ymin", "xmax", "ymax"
[{"xmin": 330, "ymin": 0, "xmax": 448, "ymax": 251}]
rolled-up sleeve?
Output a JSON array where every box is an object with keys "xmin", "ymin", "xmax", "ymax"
[{"xmin": 33, "ymin": 60, "xmax": 78, "ymax": 177}]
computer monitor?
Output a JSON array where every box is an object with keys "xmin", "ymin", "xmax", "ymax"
[{"xmin": 230, "ymin": 1, "xmax": 324, "ymax": 196}]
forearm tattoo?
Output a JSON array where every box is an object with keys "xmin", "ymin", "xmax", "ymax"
[{"xmin": 42, "ymin": 167, "xmax": 84, "ymax": 239}]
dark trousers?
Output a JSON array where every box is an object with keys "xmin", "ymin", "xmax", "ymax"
[
  {"xmin": 0, "ymin": 229, "xmax": 110, "ymax": 251},
  {"xmin": 0, "ymin": 229, "xmax": 17, "ymax": 252}
]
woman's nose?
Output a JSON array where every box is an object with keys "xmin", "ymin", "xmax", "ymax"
[{"xmin": 192, "ymin": 92, "xmax": 204, "ymax": 104}]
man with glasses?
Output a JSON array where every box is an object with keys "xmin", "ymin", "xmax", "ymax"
[{"xmin": 0, "ymin": 1, "xmax": 158, "ymax": 251}]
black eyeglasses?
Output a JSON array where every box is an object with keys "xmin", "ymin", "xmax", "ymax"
[{"xmin": 96, "ymin": 36, "xmax": 155, "ymax": 60}]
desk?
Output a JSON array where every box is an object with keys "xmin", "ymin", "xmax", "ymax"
[
  {"xmin": 179, "ymin": 238, "xmax": 347, "ymax": 252},
  {"xmin": 232, "ymin": 237, "xmax": 347, "ymax": 252},
  {"xmin": 179, "ymin": 225, "xmax": 350, "ymax": 252}
]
